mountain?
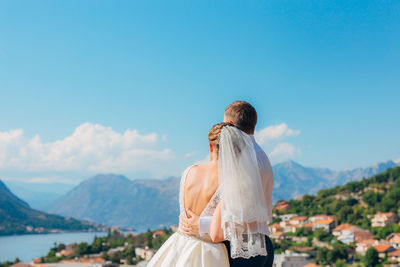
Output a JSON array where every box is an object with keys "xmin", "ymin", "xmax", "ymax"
[
  {"xmin": 48, "ymin": 174, "xmax": 180, "ymax": 231},
  {"xmin": 3, "ymin": 180, "xmax": 74, "ymax": 210},
  {"xmin": 272, "ymin": 160, "xmax": 400, "ymax": 201},
  {"xmin": 0, "ymin": 179, "xmax": 101, "ymax": 235},
  {"xmin": 47, "ymin": 160, "xmax": 400, "ymax": 231}
]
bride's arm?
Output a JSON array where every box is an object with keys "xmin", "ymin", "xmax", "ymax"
[{"xmin": 210, "ymin": 203, "xmax": 225, "ymax": 243}]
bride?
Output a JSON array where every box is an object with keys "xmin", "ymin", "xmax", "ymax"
[{"xmin": 148, "ymin": 122, "xmax": 270, "ymax": 267}]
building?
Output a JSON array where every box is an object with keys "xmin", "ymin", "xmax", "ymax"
[
  {"xmin": 135, "ymin": 247, "xmax": 156, "ymax": 261},
  {"xmin": 56, "ymin": 249, "xmax": 75, "ymax": 257},
  {"xmin": 30, "ymin": 259, "xmax": 41, "ymax": 265},
  {"xmin": 387, "ymin": 233, "xmax": 400, "ymax": 249},
  {"xmin": 334, "ymin": 227, "xmax": 374, "ymax": 245},
  {"xmin": 371, "ymin": 212, "xmax": 398, "ymax": 227},
  {"xmin": 291, "ymin": 246, "xmax": 316, "ymax": 256},
  {"xmin": 279, "ymin": 214, "xmax": 298, "ymax": 222},
  {"xmin": 289, "ymin": 216, "xmax": 307, "ymax": 226},
  {"xmin": 309, "ymin": 215, "xmax": 337, "ymax": 227},
  {"xmin": 273, "ymin": 251, "xmax": 312, "ymax": 267},
  {"xmin": 356, "ymin": 239, "xmax": 378, "ymax": 255},
  {"xmin": 279, "ymin": 221, "xmax": 300, "ymax": 233},
  {"xmin": 313, "ymin": 219, "xmax": 335, "ymax": 232},
  {"xmin": 388, "ymin": 249, "xmax": 400, "ymax": 264},
  {"xmin": 271, "ymin": 231, "xmax": 286, "ymax": 240},
  {"xmin": 275, "ymin": 201, "xmax": 291, "ymax": 212},
  {"xmin": 332, "ymin": 223, "xmax": 357, "ymax": 238},
  {"xmin": 65, "ymin": 243, "xmax": 78, "ymax": 250},
  {"xmin": 269, "ymin": 223, "xmax": 284, "ymax": 233},
  {"xmin": 373, "ymin": 244, "xmax": 395, "ymax": 259},
  {"xmin": 353, "ymin": 229, "xmax": 374, "ymax": 243},
  {"xmin": 152, "ymin": 230, "xmax": 165, "ymax": 239}
]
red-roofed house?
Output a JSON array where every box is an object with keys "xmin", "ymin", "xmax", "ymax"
[
  {"xmin": 373, "ymin": 244, "xmax": 395, "ymax": 258},
  {"xmin": 309, "ymin": 215, "xmax": 337, "ymax": 227},
  {"xmin": 152, "ymin": 230, "xmax": 165, "ymax": 239},
  {"xmin": 332, "ymin": 223, "xmax": 357, "ymax": 237},
  {"xmin": 333, "ymin": 223, "xmax": 366, "ymax": 244},
  {"xmin": 269, "ymin": 223, "xmax": 283, "ymax": 233},
  {"xmin": 56, "ymin": 249, "xmax": 75, "ymax": 257},
  {"xmin": 30, "ymin": 258, "xmax": 42, "ymax": 265},
  {"xmin": 275, "ymin": 201, "xmax": 291, "ymax": 211},
  {"xmin": 371, "ymin": 212, "xmax": 398, "ymax": 227},
  {"xmin": 353, "ymin": 229, "xmax": 374, "ymax": 243},
  {"xmin": 289, "ymin": 216, "xmax": 308, "ymax": 226},
  {"xmin": 303, "ymin": 222, "xmax": 314, "ymax": 229},
  {"xmin": 387, "ymin": 233, "xmax": 400, "ymax": 249},
  {"xmin": 271, "ymin": 231, "xmax": 286, "ymax": 240},
  {"xmin": 388, "ymin": 249, "xmax": 400, "ymax": 263},
  {"xmin": 279, "ymin": 221, "xmax": 300, "ymax": 233}
]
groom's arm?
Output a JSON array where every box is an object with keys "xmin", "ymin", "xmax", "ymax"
[{"xmin": 179, "ymin": 210, "xmax": 213, "ymax": 236}]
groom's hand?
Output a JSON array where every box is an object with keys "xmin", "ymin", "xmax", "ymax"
[{"xmin": 179, "ymin": 209, "xmax": 199, "ymax": 236}]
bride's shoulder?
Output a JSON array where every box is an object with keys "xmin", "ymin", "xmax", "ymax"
[{"xmin": 182, "ymin": 164, "xmax": 199, "ymax": 177}]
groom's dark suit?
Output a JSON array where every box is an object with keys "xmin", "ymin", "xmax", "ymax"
[{"xmin": 223, "ymin": 235, "xmax": 274, "ymax": 267}]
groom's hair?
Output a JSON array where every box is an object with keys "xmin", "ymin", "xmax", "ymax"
[{"xmin": 225, "ymin": 101, "xmax": 257, "ymax": 134}]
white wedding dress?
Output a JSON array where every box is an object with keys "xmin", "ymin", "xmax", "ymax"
[{"xmin": 147, "ymin": 166, "xmax": 229, "ymax": 267}]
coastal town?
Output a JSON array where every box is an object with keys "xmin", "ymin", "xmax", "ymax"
[
  {"xmin": 2, "ymin": 166, "xmax": 400, "ymax": 267},
  {"xmin": 2, "ymin": 205, "xmax": 399, "ymax": 267},
  {"xmin": 2, "ymin": 168, "xmax": 400, "ymax": 267}
]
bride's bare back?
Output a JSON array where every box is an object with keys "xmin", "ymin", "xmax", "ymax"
[{"xmin": 183, "ymin": 161, "xmax": 218, "ymax": 217}]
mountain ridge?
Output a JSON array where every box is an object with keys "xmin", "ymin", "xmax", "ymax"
[{"xmin": 46, "ymin": 159, "xmax": 400, "ymax": 230}]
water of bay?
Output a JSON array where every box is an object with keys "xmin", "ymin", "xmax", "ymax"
[{"xmin": 0, "ymin": 232, "xmax": 107, "ymax": 263}]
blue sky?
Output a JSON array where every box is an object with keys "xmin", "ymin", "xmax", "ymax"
[{"xmin": 0, "ymin": 1, "xmax": 399, "ymax": 183}]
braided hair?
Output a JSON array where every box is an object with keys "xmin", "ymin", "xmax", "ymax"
[{"xmin": 208, "ymin": 122, "xmax": 238, "ymax": 156}]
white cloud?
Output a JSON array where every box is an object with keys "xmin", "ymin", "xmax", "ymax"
[
  {"xmin": 269, "ymin": 142, "xmax": 300, "ymax": 162},
  {"xmin": 255, "ymin": 123, "xmax": 300, "ymax": 145},
  {"xmin": 0, "ymin": 123, "xmax": 173, "ymax": 179},
  {"xmin": 184, "ymin": 152, "xmax": 196, "ymax": 158},
  {"xmin": 253, "ymin": 123, "xmax": 301, "ymax": 163},
  {"xmin": 394, "ymin": 158, "xmax": 400, "ymax": 165}
]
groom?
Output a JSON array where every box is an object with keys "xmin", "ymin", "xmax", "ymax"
[{"xmin": 180, "ymin": 100, "xmax": 275, "ymax": 267}]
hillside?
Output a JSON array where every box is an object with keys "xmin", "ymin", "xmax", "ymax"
[
  {"xmin": 46, "ymin": 160, "xmax": 398, "ymax": 231},
  {"xmin": 0, "ymin": 180, "xmax": 101, "ymax": 235},
  {"xmin": 280, "ymin": 166, "xmax": 400, "ymax": 232}
]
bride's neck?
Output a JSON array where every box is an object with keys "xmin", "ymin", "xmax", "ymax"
[{"xmin": 209, "ymin": 151, "xmax": 218, "ymax": 163}]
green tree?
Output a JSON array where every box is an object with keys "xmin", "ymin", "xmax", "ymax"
[
  {"xmin": 76, "ymin": 242, "xmax": 90, "ymax": 256},
  {"xmin": 91, "ymin": 236, "xmax": 103, "ymax": 253},
  {"xmin": 315, "ymin": 229, "xmax": 332, "ymax": 242},
  {"xmin": 327, "ymin": 243, "xmax": 348, "ymax": 263},
  {"xmin": 335, "ymin": 259, "xmax": 347, "ymax": 267},
  {"xmin": 316, "ymin": 247, "xmax": 329, "ymax": 265},
  {"xmin": 363, "ymin": 248, "xmax": 379, "ymax": 267}
]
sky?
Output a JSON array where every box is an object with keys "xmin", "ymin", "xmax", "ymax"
[{"xmin": 0, "ymin": 0, "xmax": 399, "ymax": 184}]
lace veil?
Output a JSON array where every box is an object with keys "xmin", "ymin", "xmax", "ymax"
[{"xmin": 218, "ymin": 125, "xmax": 270, "ymax": 259}]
